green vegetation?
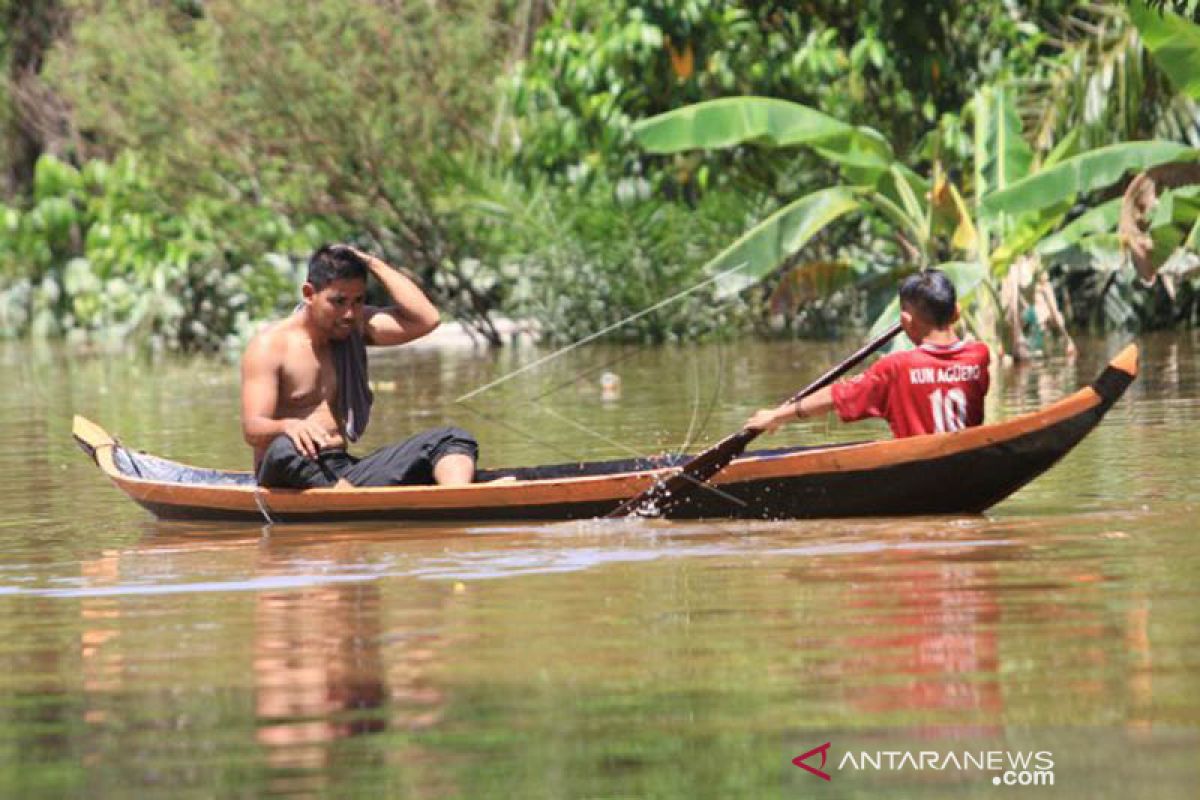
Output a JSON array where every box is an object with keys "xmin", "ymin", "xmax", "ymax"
[
  {"xmin": 3, "ymin": 0, "xmax": 1200, "ymax": 350},
  {"xmin": 631, "ymin": 89, "xmax": 1199, "ymax": 349},
  {"xmin": 0, "ymin": 153, "xmax": 323, "ymax": 350}
]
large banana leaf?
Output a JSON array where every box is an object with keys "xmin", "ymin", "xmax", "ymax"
[
  {"xmin": 632, "ymin": 97, "xmax": 893, "ymax": 171},
  {"xmin": 991, "ymin": 202, "xmax": 1072, "ymax": 272},
  {"xmin": 973, "ymin": 86, "xmax": 1037, "ymax": 258},
  {"xmin": 700, "ymin": 186, "xmax": 863, "ymax": 298},
  {"xmin": 980, "ymin": 141, "xmax": 1196, "ymax": 217},
  {"xmin": 1036, "ymin": 198, "xmax": 1123, "ymax": 256},
  {"xmin": 810, "ymin": 127, "xmax": 895, "ymax": 178},
  {"xmin": 975, "ymin": 86, "xmax": 1033, "ymax": 200},
  {"xmin": 1037, "ymin": 185, "xmax": 1200, "ymax": 256},
  {"xmin": 1130, "ymin": 0, "xmax": 1200, "ymax": 100}
]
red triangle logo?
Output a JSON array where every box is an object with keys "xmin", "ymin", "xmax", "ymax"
[{"xmin": 792, "ymin": 742, "xmax": 832, "ymax": 781}]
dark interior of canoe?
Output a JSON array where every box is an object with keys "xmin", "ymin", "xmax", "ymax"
[{"xmin": 108, "ymin": 441, "xmax": 861, "ymax": 488}]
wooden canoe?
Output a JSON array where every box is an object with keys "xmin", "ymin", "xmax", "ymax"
[{"xmin": 74, "ymin": 344, "xmax": 1138, "ymax": 523}]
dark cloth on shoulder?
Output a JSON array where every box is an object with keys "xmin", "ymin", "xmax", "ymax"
[
  {"xmin": 257, "ymin": 427, "xmax": 478, "ymax": 489},
  {"xmin": 332, "ymin": 327, "xmax": 373, "ymax": 442},
  {"xmin": 292, "ymin": 304, "xmax": 373, "ymax": 442}
]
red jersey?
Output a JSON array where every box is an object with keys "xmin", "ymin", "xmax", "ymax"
[{"xmin": 830, "ymin": 340, "xmax": 990, "ymax": 438}]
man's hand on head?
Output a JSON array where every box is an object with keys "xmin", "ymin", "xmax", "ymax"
[
  {"xmin": 353, "ymin": 246, "xmax": 440, "ymax": 346},
  {"xmin": 345, "ymin": 245, "xmax": 378, "ymax": 268}
]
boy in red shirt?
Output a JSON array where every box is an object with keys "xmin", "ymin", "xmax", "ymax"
[{"xmin": 745, "ymin": 269, "xmax": 990, "ymax": 438}]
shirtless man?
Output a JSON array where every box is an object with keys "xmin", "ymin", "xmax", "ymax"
[{"xmin": 241, "ymin": 244, "xmax": 478, "ymax": 489}]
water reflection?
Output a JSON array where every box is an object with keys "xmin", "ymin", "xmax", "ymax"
[
  {"xmin": 248, "ymin": 531, "xmax": 475, "ymax": 797},
  {"xmin": 1004, "ymin": 354, "xmax": 1078, "ymax": 414},
  {"xmin": 1126, "ymin": 593, "xmax": 1153, "ymax": 730},
  {"xmin": 81, "ymin": 551, "xmax": 124, "ymax": 701},
  {"xmin": 70, "ymin": 527, "xmax": 467, "ymax": 796},
  {"xmin": 254, "ymin": 581, "xmax": 387, "ymax": 783},
  {"xmin": 27, "ymin": 501, "xmax": 1194, "ymax": 796},
  {"xmin": 839, "ymin": 559, "xmax": 1002, "ymax": 720}
]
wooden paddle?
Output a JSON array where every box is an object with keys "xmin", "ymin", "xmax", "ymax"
[{"xmin": 608, "ymin": 321, "xmax": 904, "ymax": 518}]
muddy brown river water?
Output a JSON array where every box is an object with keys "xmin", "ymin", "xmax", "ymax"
[{"xmin": 0, "ymin": 332, "xmax": 1196, "ymax": 798}]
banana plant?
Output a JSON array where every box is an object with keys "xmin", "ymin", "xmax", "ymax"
[{"xmin": 632, "ymin": 88, "xmax": 1199, "ymax": 346}]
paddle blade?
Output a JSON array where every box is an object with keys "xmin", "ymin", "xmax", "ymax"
[{"xmin": 607, "ymin": 429, "xmax": 757, "ymax": 518}]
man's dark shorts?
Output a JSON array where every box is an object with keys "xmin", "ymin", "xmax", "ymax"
[{"xmin": 257, "ymin": 427, "xmax": 479, "ymax": 489}]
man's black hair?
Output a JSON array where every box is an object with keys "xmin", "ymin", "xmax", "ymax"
[
  {"xmin": 898, "ymin": 269, "xmax": 957, "ymax": 326},
  {"xmin": 307, "ymin": 244, "xmax": 368, "ymax": 290}
]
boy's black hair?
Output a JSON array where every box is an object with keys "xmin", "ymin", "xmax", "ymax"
[
  {"xmin": 307, "ymin": 244, "xmax": 368, "ymax": 290},
  {"xmin": 899, "ymin": 269, "xmax": 957, "ymax": 326}
]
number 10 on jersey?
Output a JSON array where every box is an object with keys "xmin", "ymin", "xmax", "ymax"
[{"xmin": 930, "ymin": 388, "xmax": 968, "ymax": 433}]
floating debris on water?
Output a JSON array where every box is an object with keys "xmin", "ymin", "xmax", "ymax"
[{"xmin": 600, "ymin": 371, "xmax": 621, "ymax": 401}]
